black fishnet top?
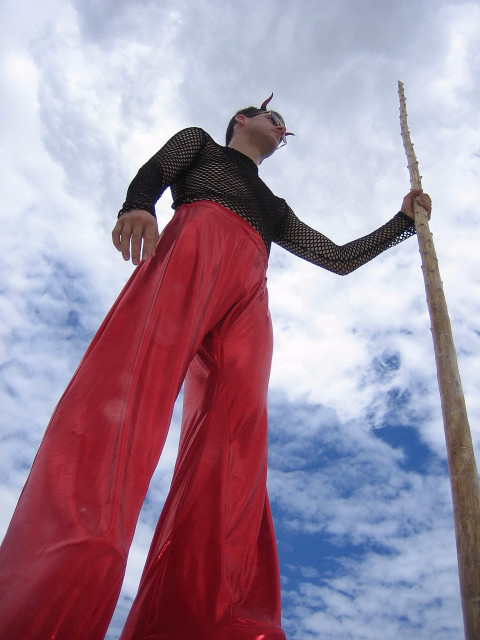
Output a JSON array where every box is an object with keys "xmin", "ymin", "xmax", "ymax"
[{"xmin": 120, "ymin": 127, "xmax": 415, "ymax": 275}]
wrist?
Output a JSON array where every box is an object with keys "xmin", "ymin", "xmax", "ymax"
[
  {"xmin": 118, "ymin": 206, "xmax": 156, "ymax": 219},
  {"xmin": 397, "ymin": 211, "xmax": 415, "ymax": 225}
]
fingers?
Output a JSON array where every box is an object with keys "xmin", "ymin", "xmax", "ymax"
[
  {"xmin": 112, "ymin": 220, "xmax": 133, "ymax": 260},
  {"xmin": 118, "ymin": 217, "xmax": 137, "ymax": 262},
  {"xmin": 415, "ymin": 192, "xmax": 432, "ymax": 219},
  {"xmin": 111, "ymin": 210, "xmax": 159, "ymax": 265},
  {"xmin": 400, "ymin": 191, "xmax": 418, "ymax": 218},
  {"xmin": 141, "ymin": 225, "xmax": 160, "ymax": 261},
  {"xmin": 111, "ymin": 219, "xmax": 123, "ymax": 253},
  {"xmin": 406, "ymin": 189, "xmax": 432, "ymax": 209},
  {"xmin": 416, "ymin": 193, "xmax": 431, "ymax": 207},
  {"xmin": 401, "ymin": 189, "xmax": 432, "ymax": 220},
  {"xmin": 130, "ymin": 226, "xmax": 143, "ymax": 265}
]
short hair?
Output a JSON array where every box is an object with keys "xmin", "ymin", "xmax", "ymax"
[{"xmin": 225, "ymin": 107, "xmax": 265, "ymax": 146}]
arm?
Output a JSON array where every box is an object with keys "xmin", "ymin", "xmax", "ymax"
[
  {"xmin": 112, "ymin": 127, "xmax": 207, "ymax": 265},
  {"xmin": 274, "ymin": 190, "xmax": 431, "ymax": 275}
]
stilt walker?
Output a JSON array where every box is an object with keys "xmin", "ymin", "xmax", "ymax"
[
  {"xmin": 0, "ymin": 94, "xmax": 432, "ymax": 640},
  {"xmin": 398, "ymin": 80, "xmax": 480, "ymax": 640}
]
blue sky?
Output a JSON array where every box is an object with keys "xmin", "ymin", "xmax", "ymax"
[{"xmin": 1, "ymin": 0, "xmax": 480, "ymax": 638}]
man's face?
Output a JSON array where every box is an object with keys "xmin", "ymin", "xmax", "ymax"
[{"xmin": 244, "ymin": 112, "xmax": 287, "ymax": 155}]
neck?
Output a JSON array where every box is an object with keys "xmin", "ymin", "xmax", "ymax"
[{"xmin": 227, "ymin": 140, "xmax": 264, "ymax": 166}]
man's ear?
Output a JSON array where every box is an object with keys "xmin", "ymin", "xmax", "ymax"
[{"xmin": 235, "ymin": 114, "xmax": 247, "ymax": 127}]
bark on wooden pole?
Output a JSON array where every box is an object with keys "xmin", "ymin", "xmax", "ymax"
[{"xmin": 398, "ymin": 80, "xmax": 480, "ymax": 640}]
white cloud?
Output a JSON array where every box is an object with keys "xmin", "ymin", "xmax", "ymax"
[{"xmin": 1, "ymin": 0, "xmax": 479, "ymax": 638}]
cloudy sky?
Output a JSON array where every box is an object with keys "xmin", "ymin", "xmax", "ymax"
[{"xmin": 1, "ymin": 0, "xmax": 480, "ymax": 638}]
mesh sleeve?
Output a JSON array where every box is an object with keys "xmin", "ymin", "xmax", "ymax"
[
  {"xmin": 119, "ymin": 127, "xmax": 207, "ymax": 216},
  {"xmin": 275, "ymin": 207, "xmax": 416, "ymax": 275}
]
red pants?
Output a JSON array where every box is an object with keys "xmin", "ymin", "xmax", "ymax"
[{"xmin": 0, "ymin": 202, "xmax": 285, "ymax": 640}]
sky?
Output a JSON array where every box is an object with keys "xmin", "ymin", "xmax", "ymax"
[{"xmin": 1, "ymin": 0, "xmax": 480, "ymax": 638}]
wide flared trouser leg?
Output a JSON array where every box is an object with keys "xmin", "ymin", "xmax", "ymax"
[
  {"xmin": 119, "ymin": 255, "xmax": 285, "ymax": 640},
  {"xmin": 0, "ymin": 202, "xmax": 282, "ymax": 640}
]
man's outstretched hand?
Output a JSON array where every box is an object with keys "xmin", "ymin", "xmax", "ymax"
[
  {"xmin": 401, "ymin": 189, "xmax": 432, "ymax": 221},
  {"xmin": 112, "ymin": 209, "xmax": 160, "ymax": 265}
]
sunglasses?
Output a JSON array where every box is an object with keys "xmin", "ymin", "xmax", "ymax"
[{"xmin": 257, "ymin": 110, "xmax": 292, "ymax": 148}]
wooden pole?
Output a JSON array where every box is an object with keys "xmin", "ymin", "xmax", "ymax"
[{"xmin": 398, "ymin": 80, "xmax": 480, "ymax": 640}]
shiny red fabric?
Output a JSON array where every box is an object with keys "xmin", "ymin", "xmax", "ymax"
[{"xmin": 0, "ymin": 202, "xmax": 285, "ymax": 640}]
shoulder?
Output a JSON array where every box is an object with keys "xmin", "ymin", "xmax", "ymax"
[
  {"xmin": 168, "ymin": 126, "xmax": 209, "ymax": 144},
  {"xmin": 274, "ymin": 196, "xmax": 293, "ymax": 215},
  {"xmin": 168, "ymin": 126, "xmax": 224, "ymax": 153}
]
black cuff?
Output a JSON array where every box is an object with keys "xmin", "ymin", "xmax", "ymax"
[
  {"xmin": 397, "ymin": 211, "xmax": 415, "ymax": 227},
  {"xmin": 117, "ymin": 205, "xmax": 157, "ymax": 219}
]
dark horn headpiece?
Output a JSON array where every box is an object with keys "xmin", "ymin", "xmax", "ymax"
[
  {"xmin": 259, "ymin": 93, "xmax": 294, "ymax": 140},
  {"xmin": 260, "ymin": 93, "xmax": 274, "ymax": 110}
]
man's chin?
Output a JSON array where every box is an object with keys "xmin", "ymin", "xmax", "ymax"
[{"xmin": 261, "ymin": 142, "xmax": 278, "ymax": 162}]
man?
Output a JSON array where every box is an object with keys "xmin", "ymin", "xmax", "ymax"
[{"xmin": 0, "ymin": 96, "xmax": 431, "ymax": 640}]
